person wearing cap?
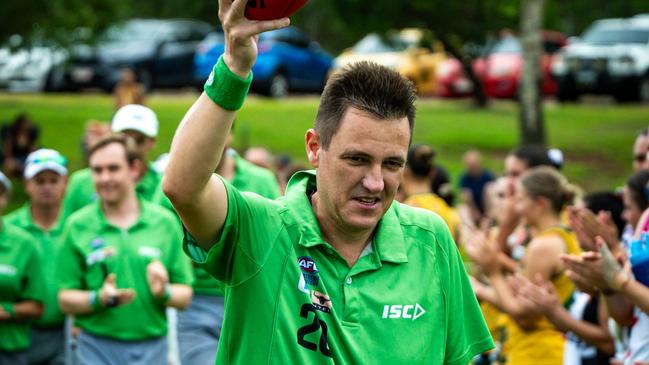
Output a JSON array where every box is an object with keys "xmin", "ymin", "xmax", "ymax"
[
  {"xmin": 152, "ymin": 129, "xmax": 280, "ymax": 365},
  {"xmin": 56, "ymin": 133, "xmax": 193, "ymax": 365},
  {"xmin": 162, "ymin": 2, "xmax": 493, "ymax": 363},
  {"xmin": 0, "ymin": 170, "xmax": 47, "ymax": 365},
  {"xmin": 62, "ymin": 104, "xmax": 161, "ymax": 217},
  {"xmin": 5, "ymin": 149, "xmax": 69, "ymax": 365}
]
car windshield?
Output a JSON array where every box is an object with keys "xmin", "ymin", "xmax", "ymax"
[
  {"xmin": 490, "ymin": 36, "xmax": 522, "ymax": 54},
  {"xmin": 582, "ymin": 24, "xmax": 649, "ymax": 45},
  {"xmin": 101, "ymin": 21, "xmax": 172, "ymax": 43},
  {"xmin": 352, "ymin": 34, "xmax": 410, "ymax": 54}
]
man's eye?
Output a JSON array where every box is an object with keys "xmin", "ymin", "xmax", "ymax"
[{"xmin": 346, "ymin": 156, "xmax": 366, "ymax": 163}]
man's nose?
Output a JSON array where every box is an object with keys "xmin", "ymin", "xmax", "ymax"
[{"xmin": 362, "ymin": 165, "xmax": 384, "ymax": 193}]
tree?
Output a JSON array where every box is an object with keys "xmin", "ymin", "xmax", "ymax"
[{"xmin": 519, "ymin": 0, "xmax": 546, "ymax": 146}]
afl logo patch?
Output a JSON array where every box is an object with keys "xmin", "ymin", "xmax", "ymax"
[
  {"xmin": 298, "ymin": 256, "xmax": 318, "ymax": 274},
  {"xmin": 91, "ymin": 238, "xmax": 105, "ymax": 250}
]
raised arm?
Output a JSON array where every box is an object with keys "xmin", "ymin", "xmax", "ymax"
[{"xmin": 162, "ymin": 0, "xmax": 289, "ymax": 249}]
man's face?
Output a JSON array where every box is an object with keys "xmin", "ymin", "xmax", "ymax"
[
  {"xmin": 307, "ymin": 108, "xmax": 410, "ymax": 234},
  {"xmin": 632, "ymin": 135, "xmax": 649, "ymax": 172},
  {"xmin": 122, "ymin": 130, "xmax": 155, "ymax": 159},
  {"xmin": 89, "ymin": 143, "xmax": 139, "ymax": 205},
  {"xmin": 25, "ymin": 171, "xmax": 67, "ymax": 207}
]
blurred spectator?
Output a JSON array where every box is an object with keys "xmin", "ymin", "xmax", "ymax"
[
  {"xmin": 56, "ymin": 134, "xmax": 193, "ymax": 365},
  {"xmin": 80, "ymin": 120, "xmax": 111, "ymax": 164},
  {"xmin": 64, "ymin": 105, "xmax": 161, "ymax": 217},
  {"xmin": 459, "ymin": 149, "xmax": 494, "ymax": 223},
  {"xmin": 5, "ymin": 149, "xmax": 69, "ymax": 365},
  {"xmin": 632, "ymin": 128, "xmax": 649, "ymax": 172},
  {"xmin": 0, "ymin": 170, "xmax": 46, "ymax": 365},
  {"xmin": 1, "ymin": 113, "xmax": 39, "ymax": 178},
  {"xmin": 278, "ymin": 163, "xmax": 308, "ymax": 195},
  {"xmin": 422, "ymin": 146, "xmax": 454, "ymax": 206},
  {"xmin": 244, "ymin": 147, "xmax": 274, "ymax": 170},
  {"xmin": 113, "ymin": 68, "xmax": 146, "ymax": 110},
  {"xmin": 402, "ymin": 144, "xmax": 460, "ymax": 241},
  {"xmin": 466, "ymin": 166, "xmax": 581, "ymax": 365}
]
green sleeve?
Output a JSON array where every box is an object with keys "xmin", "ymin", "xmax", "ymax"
[
  {"xmin": 166, "ymin": 216, "xmax": 194, "ymax": 286},
  {"xmin": 259, "ymin": 171, "xmax": 280, "ymax": 199},
  {"xmin": 440, "ymin": 221, "xmax": 494, "ymax": 365},
  {"xmin": 21, "ymin": 243, "xmax": 46, "ymax": 303},
  {"xmin": 183, "ymin": 177, "xmax": 280, "ymax": 286},
  {"xmin": 56, "ymin": 224, "xmax": 86, "ymax": 290},
  {"xmin": 62, "ymin": 171, "xmax": 92, "ymax": 218}
]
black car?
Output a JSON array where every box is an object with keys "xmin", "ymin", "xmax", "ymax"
[{"xmin": 64, "ymin": 19, "xmax": 211, "ymax": 91}]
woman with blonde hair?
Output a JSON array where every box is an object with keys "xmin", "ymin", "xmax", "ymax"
[{"xmin": 466, "ymin": 166, "xmax": 582, "ymax": 365}]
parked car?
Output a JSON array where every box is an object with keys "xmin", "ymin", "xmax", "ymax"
[
  {"xmin": 437, "ymin": 31, "xmax": 566, "ymax": 99},
  {"xmin": 480, "ymin": 31, "xmax": 566, "ymax": 98},
  {"xmin": 194, "ymin": 26, "xmax": 332, "ymax": 97},
  {"xmin": 334, "ymin": 29, "xmax": 446, "ymax": 95},
  {"xmin": 0, "ymin": 33, "xmax": 72, "ymax": 93},
  {"xmin": 64, "ymin": 19, "xmax": 211, "ymax": 91},
  {"xmin": 552, "ymin": 14, "xmax": 649, "ymax": 102}
]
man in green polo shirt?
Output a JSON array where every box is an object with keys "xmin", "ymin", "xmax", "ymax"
[
  {"xmin": 158, "ymin": 132, "xmax": 280, "ymax": 365},
  {"xmin": 56, "ymin": 134, "xmax": 194, "ymax": 365},
  {"xmin": 0, "ymin": 171, "xmax": 47, "ymax": 365},
  {"xmin": 62, "ymin": 104, "xmax": 161, "ymax": 218},
  {"xmin": 162, "ymin": 1, "xmax": 494, "ymax": 363},
  {"xmin": 5, "ymin": 149, "xmax": 69, "ymax": 365}
]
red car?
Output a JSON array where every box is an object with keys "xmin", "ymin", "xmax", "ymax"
[{"xmin": 437, "ymin": 31, "xmax": 567, "ymax": 99}]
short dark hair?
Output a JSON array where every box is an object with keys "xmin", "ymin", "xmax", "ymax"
[
  {"xmin": 407, "ymin": 144, "xmax": 435, "ymax": 177},
  {"xmin": 87, "ymin": 133, "xmax": 141, "ymax": 165},
  {"xmin": 314, "ymin": 61, "xmax": 417, "ymax": 149},
  {"xmin": 511, "ymin": 145, "xmax": 553, "ymax": 169},
  {"xmin": 626, "ymin": 170, "xmax": 649, "ymax": 211}
]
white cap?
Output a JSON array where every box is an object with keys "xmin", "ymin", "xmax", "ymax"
[
  {"xmin": 548, "ymin": 148, "xmax": 564, "ymax": 169},
  {"xmin": 0, "ymin": 170, "xmax": 11, "ymax": 194},
  {"xmin": 111, "ymin": 104, "xmax": 159, "ymax": 138},
  {"xmin": 24, "ymin": 149, "xmax": 68, "ymax": 179}
]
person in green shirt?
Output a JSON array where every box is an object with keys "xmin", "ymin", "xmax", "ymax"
[
  {"xmin": 162, "ymin": 2, "xmax": 494, "ymax": 363},
  {"xmin": 5, "ymin": 149, "xmax": 69, "ymax": 365},
  {"xmin": 161, "ymin": 135, "xmax": 280, "ymax": 365},
  {"xmin": 56, "ymin": 134, "xmax": 194, "ymax": 365},
  {"xmin": 0, "ymin": 171, "xmax": 47, "ymax": 365},
  {"xmin": 62, "ymin": 104, "xmax": 161, "ymax": 218}
]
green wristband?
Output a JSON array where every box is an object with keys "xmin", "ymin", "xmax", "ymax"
[
  {"xmin": 89, "ymin": 290, "xmax": 103, "ymax": 310},
  {"xmin": 1, "ymin": 303, "xmax": 15, "ymax": 319},
  {"xmin": 204, "ymin": 56, "xmax": 253, "ymax": 111}
]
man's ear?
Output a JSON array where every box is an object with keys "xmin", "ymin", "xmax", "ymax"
[
  {"xmin": 305, "ymin": 129, "xmax": 321, "ymax": 168},
  {"xmin": 130, "ymin": 158, "xmax": 144, "ymax": 181}
]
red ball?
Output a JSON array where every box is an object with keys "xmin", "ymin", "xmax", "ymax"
[{"xmin": 244, "ymin": 0, "xmax": 309, "ymax": 21}]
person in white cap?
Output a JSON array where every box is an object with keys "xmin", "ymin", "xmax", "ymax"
[
  {"xmin": 62, "ymin": 104, "xmax": 161, "ymax": 217},
  {"xmin": 0, "ymin": 169, "xmax": 47, "ymax": 365},
  {"xmin": 5, "ymin": 149, "xmax": 69, "ymax": 365}
]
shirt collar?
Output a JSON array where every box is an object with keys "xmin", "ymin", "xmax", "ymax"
[
  {"xmin": 13, "ymin": 203, "xmax": 65, "ymax": 234},
  {"xmin": 93, "ymin": 199, "xmax": 149, "ymax": 231},
  {"xmin": 282, "ymin": 170, "xmax": 408, "ymax": 264}
]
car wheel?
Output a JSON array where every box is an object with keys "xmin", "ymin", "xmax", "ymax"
[
  {"xmin": 556, "ymin": 78, "xmax": 579, "ymax": 103},
  {"xmin": 269, "ymin": 72, "xmax": 289, "ymax": 98},
  {"xmin": 44, "ymin": 66, "xmax": 65, "ymax": 92}
]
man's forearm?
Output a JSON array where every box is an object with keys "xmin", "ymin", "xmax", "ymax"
[
  {"xmin": 620, "ymin": 279, "xmax": 649, "ymax": 315},
  {"xmin": 1, "ymin": 300, "xmax": 43, "ymax": 321},
  {"xmin": 603, "ymin": 292, "xmax": 634, "ymax": 326},
  {"xmin": 163, "ymin": 93, "xmax": 236, "ymax": 204},
  {"xmin": 165, "ymin": 284, "xmax": 193, "ymax": 310},
  {"xmin": 58, "ymin": 289, "xmax": 95, "ymax": 315}
]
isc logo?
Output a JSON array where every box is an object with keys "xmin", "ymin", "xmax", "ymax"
[{"xmin": 381, "ymin": 303, "xmax": 426, "ymax": 321}]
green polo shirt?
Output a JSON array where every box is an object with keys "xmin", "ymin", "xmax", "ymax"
[
  {"xmin": 62, "ymin": 164, "xmax": 161, "ymax": 219},
  {"xmin": 5, "ymin": 204, "xmax": 65, "ymax": 327},
  {"xmin": 56, "ymin": 201, "xmax": 194, "ymax": 341},
  {"xmin": 0, "ymin": 222, "xmax": 46, "ymax": 351},
  {"xmin": 184, "ymin": 171, "xmax": 493, "ymax": 364},
  {"xmin": 156, "ymin": 150, "xmax": 280, "ymax": 296}
]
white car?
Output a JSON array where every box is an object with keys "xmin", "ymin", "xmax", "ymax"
[
  {"xmin": 552, "ymin": 14, "xmax": 649, "ymax": 102},
  {"xmin": 0, "ymin": 45, "xmax": 67, "ymax": 92}
]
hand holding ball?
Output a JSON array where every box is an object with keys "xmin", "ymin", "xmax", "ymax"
[{"xmin": 243, "ymin": 0, "xmax": 309, "ymax": 20}]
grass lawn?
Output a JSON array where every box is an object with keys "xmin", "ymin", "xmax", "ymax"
[{"xmin": 0, "ymin": 92, "xmax": 644, "ymax": 212}]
